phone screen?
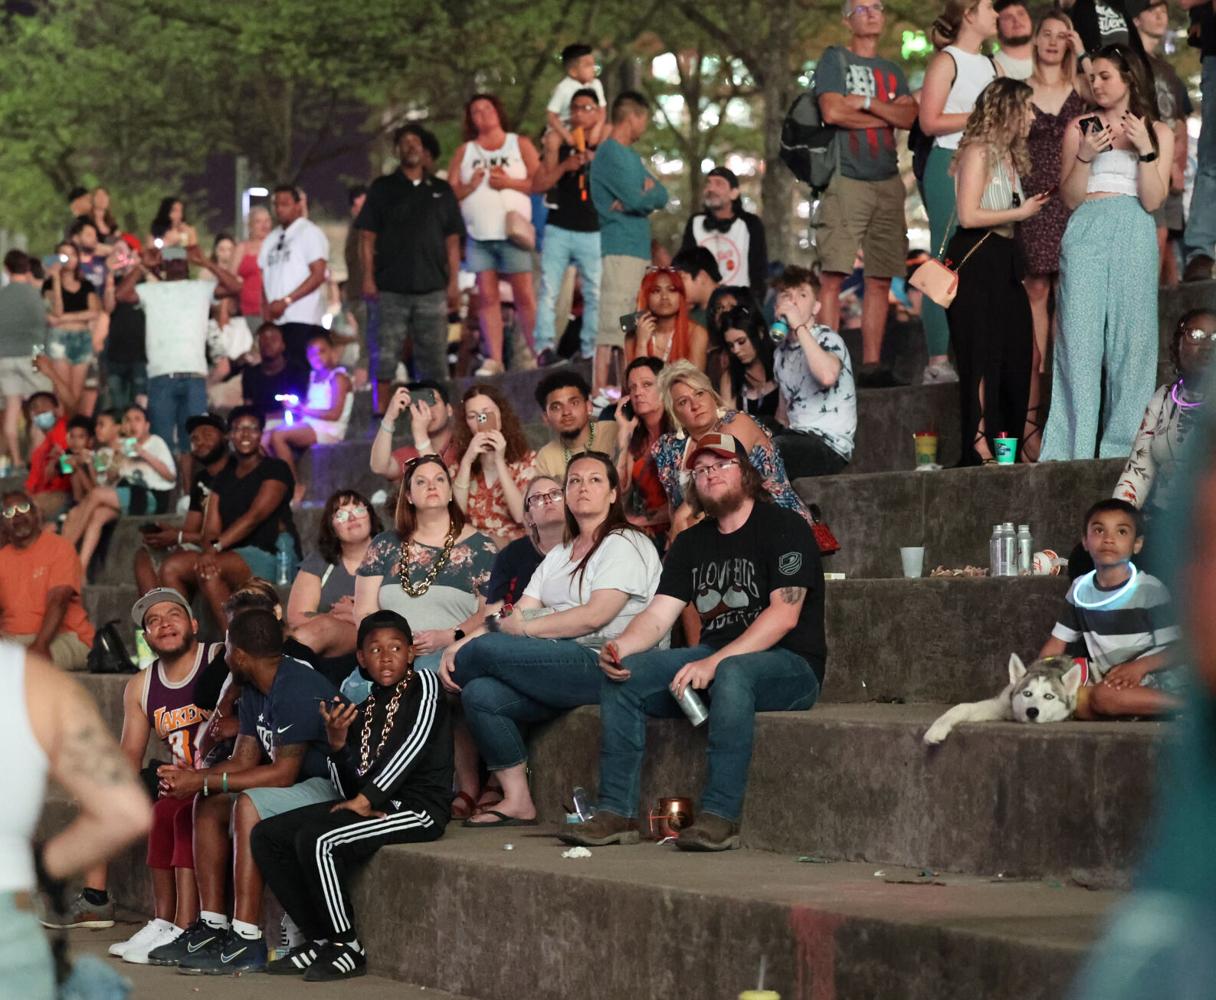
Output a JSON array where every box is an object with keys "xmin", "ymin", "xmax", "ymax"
[{"xmin": 1079, "ymin": 115, "xmax": 1102, "ymax": 135}]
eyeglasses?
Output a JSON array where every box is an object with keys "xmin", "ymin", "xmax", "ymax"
[
  {"xmin": 2, "ymin": 502, "xmax": 32, "ymax": 519},
  {"xmin": 688, "ymin": 459, "xmax": 739, "ymax": 481},
  {"xmin": 847, "ymin": 2, "xmax": 883, "ymax": 14},
  {"xmin": 333, "ymin": 505, "xmax": 369, "ymax": 523},
  {"xmin": 1183, "ymin": 328, "xmax": 1216, "ymax": 343},
  {"xmin": 525, "ymin": 489, "xmax": 565, "ymax": 510}
]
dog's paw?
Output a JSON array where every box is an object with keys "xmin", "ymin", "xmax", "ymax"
[{"xmin": 923, "ymin": 721, "xmax": 951, "ymax": 745}]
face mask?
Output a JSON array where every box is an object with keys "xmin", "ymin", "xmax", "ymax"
[{"xmin": 32, "ymin": 411, "xmax": 56, "ymax": 431}]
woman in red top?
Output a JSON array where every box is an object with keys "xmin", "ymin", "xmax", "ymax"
[
  {"xmin": 624, "ymin": 266, "xmax": 708, "ymax": 372},
  {"xmin": 233, "ymin": 206, "xmax": 272, "ymax": 319}
]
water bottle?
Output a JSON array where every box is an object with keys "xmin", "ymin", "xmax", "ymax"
[
  {"xmin": 135, "ymin": 630, "xmax": 155, "ymax": 670},
  {"xmin": 275, "ymin": 534, "xmax": 294, "ymax": 586},
  {"xmin": 1000, "ymin": 522, "xmax": 1017, "ymax": 577},
  {"xmin": 572, "ymin": 786, "xmax": 597, "ymax": 822},
  {"xmin": 989, "ymin": 524, "xmax": 1002, "ymax": 576},
  {"xmin": 1016, "ymin": 524, "xmax": 1033, "ymax": 576}
]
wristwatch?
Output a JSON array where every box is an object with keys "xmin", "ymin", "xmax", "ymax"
[
  {"xmin": 453, "ymin": 628, "xmax": 465, "ymax": 641},
  {"xmin": 1137, "ymin": 150, "xmax": 1158, "ymax": 163}
]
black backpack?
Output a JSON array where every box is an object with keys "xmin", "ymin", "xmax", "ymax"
[
  {"xmin": 778, "ymin": 48, "xmax": 847, "ymax": 195},
  {"xmin": 87, "ymin": 621, "xmax": 136, "ymax": 674}
]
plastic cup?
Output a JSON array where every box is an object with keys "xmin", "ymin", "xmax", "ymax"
[
  {"xmin": 913, "ymin": 431, "xmax": 938, "ymax": 467},
  {"xmin": 900, "ymin": 546, "xmax": 925, "ymax": 579},
  {"xmin": 994, "ymin": 437, "xmax": 1017, "ymax": 465}
]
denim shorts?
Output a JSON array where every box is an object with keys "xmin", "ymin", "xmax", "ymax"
[
  {"xmin": 47, "ymin": 329, "xmax": 94, "ymax": 365},
  {"xmin": 466, "ymin": 237, "xmax": 533, "ymax": 275}
]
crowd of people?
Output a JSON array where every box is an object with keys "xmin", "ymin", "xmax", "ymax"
[{"xmin": 0, "ymin": 0, "xmax": 1212, "ymax": 990}]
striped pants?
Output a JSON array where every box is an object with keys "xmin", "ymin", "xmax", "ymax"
[
  {"xmin": 251, "ymin": 801, "xmax": 442, "ymax": 943},
  {"xmin": 1040, "ymin": 196, "xmax": 1159, "ymax": 461}
]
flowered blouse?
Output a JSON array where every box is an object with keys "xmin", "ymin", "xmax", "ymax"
[
  {"xmin": 459, "ymin": 453, "xmax": 537, "ymax": 547},
  {"xmin": 357, "ymin": 528, "xmax": 498, "ymax": 631},
  {"xmin": 651, "ymin": 410, "xmax": 810, "ymax": 524},
  {"xmin": 1114, "ymin": 382, "xmax": 1203, "ymax": 516}
]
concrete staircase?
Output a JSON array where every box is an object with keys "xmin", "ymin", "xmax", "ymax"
[{"xmin": 49, "ymin": 280, "xmax": 1216, "ymax": 999}]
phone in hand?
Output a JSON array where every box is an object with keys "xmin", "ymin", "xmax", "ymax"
[
  {"xmin": 474, "ymin": 410, "xmax": 500, "ymax": 433},
  {"xmin": 620, "ymin": 400, "xmax": 635, "ymax": 420},
  {"xmin": 619, "ymin": 311, "xmax": 642, "ymax": 336},
  {"xmin": 1079, "ymin": 115, "xmax": 1102, "ymax": 136}
]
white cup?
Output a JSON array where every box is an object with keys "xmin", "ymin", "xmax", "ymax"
[{"xmin": 900, "ymin": 546, "xmax": 925, "ymax": 579}]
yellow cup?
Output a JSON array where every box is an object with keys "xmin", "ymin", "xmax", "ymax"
[
  {"xmin": 913, "ymin": 431, "xmax": 938, "ymax": 467},
  {"xmin": 739, "ymin": 993, "xmax": 781, "ymax": 1000}
]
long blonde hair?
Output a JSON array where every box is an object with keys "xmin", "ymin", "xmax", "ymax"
[
  {"xmin": 1030, "ymin": 10, "xmax": 1077, "ymax": 85},
  {"xmin": 955, "ymin": 77, "xmax": 1034, "ymax": 179}
]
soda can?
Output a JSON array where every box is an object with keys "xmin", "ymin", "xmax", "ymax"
[
  {"xmin": 769, "ymin": 318, "xmax": 790, "ymax": 344},
  {"xmin": 675, "ymin": 686, "xmax": 708, "ymax": 726}
]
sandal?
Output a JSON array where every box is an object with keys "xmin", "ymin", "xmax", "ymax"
[
  {"xmin": 451, "ymin": 791, "xmax": 477, "ymax": 820},
  {"xmin": 972, "ymin": 430, "xmax": 997, "ymax": 466},
  {"xmin": 1020, "ymin": 406, "xmax": 1045, "ymax": 464}
]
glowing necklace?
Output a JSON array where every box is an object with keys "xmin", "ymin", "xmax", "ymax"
[
  {"xmin": 1170, "ymin": 378, "xmax": 1203, "ymax": 410},
  {"xmin": 1073, "ymin": 564, "xmax": 1139, "ymax": 610}
]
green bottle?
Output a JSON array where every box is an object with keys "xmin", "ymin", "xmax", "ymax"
[{"xmin": 135, "ymin": 630, "xmax": 155, "ymax": 670}]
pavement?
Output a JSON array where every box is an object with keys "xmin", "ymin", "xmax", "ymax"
[{"xmin": 71, "ymin": 919, "xmax": 472, "ymax": 1000}]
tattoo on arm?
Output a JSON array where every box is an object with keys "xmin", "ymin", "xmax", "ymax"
[
  {"xmin": 777, "ymin": 586, "xmax": 807, "ymax": 606},
  {"xmin": 228, "ymin": 735, "xmax": 263, "ymax": 768}
]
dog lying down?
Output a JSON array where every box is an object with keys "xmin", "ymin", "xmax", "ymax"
[{"xmin": 923, "ymin": 654, "xmax": 1084, "ymax": 745}]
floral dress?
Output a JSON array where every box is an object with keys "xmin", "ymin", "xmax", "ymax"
[
  {"xmin": 1018, "ymin": 89, "xmax": 1087, "ymax": 276},
  {"xmin": 651, "ymin": 410, "xmax": 811, "ymax": 524},
  {"xmin": 457, "ymin": 453, "xmax": 536, "ymax": 547}
]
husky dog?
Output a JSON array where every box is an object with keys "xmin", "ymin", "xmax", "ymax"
[{"xmin": 923, "ymin": 654, "xmax": 1084, "ymax": 745}]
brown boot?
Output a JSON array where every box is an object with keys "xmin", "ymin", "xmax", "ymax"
[
  {"xmin": 674, "ymin": 813, "xmax": 741, "ymax": 852},
  {"xmin": 1183, "ymin": 255, "xmax": 1214, "ymax": 283},
  {"xmin": 557, "ymin": 810, "xmax": 640, "ymax": 846}
]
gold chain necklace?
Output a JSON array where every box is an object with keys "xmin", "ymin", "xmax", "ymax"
[
  {"xmin": 397, "ymin": 521, "xmax": 458, "ymax": 597},
  {"xmin": 562, "ymin": 420, "xmax": 596, "ymax": 469},
  {"xmin": 358, "ymin": 674, "xmax": 413, "ymax": 776}
]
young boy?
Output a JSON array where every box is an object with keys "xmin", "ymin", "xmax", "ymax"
[
  {"xmin": 546, "ymin": 43, "xmax": 607, "ymax": 147},
  {"xmin": 1039, "ymin": 499, "xmax": 1183, "ymax": 719}
]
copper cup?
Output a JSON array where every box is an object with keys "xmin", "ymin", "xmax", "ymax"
[{"xmin": 648, "ymin": 796, "xmax": 695, "ymax": 840}]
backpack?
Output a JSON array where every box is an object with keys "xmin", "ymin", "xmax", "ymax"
[
  {"xmin": 778, "ymin": 47, "xmax": 846, "ymax": 195},
  {"xmin": 87, "ymin": 621, "xmax": 137, "ymax": 674}
]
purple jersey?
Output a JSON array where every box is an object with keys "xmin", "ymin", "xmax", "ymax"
[{"xmin": 140, "ymin": 642, "xmax": 223, "ymax": 768}]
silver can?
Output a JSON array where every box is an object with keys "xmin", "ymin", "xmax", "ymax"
[{"xmin": 674, "ymin": 686, "xmax": 708, "ymax": 726}]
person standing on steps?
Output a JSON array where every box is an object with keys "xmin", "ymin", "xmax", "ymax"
[
  {"xmin": 259, "ymin": 184, "xmax": 330, "ymax": 370},
  {"xmin": 357, "ymin": 124, "xmax": 464, "ymax": 407},
  {"xmin": 813, "ymin": 0, "xmax": 918, "ymax": 389},
  {"xmin": 1180, "ymin": 0, "xmax": 1216, "ymax": 282},
  {"xmin": 561, "ymin": 435, "xmax": 824, "ymax": 852},
  {"xmin": 993, "ymin": 0, "xmax": 1035, "ymax": 78},
  {"xmin": 917, "ymin": 0, "xmax": 1000, "ymax": 386}
]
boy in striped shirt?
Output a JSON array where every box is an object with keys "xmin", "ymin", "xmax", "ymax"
[{"xmin": 1040, "ymin": 499, "xmax": 1183, "ymax": 719}]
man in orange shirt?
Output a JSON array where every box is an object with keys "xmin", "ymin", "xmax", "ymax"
[{"xmin": 0, "ymin": 489, "xmax": 94, "ymax": 669}]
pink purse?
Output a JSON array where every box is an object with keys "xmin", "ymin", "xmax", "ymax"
[{"xmin": 909, "ymin": 211, "xmax": 990, "ymax": 308}]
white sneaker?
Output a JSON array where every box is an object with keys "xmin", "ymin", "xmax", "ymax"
[
  {"xmin": 921, "ymin": 360, "xmax": 959, "ymax": 384},
  {"xmin": 473, "ymin": 358, "xmax": 505, "ymax": 377},
  {"xmin": 108, "ymin": 917, "xmax": 170, "ymax": 958},
  {"xmin": 123, "ymin": 921, "xmax": 182, "ymax": 964}
]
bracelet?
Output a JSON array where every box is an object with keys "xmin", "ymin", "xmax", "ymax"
[
  {"xmin": 379, "ymin": 420, "xmax": 395, "ymax": 434},
  {"xmin": 177, "ymin": 530, "xmax": 184, "ymax": 546},
  {"xmin": 1137, "ymin": 150, "xmax": 1158, "ymax": 163},
  {"xmin": 863, "ymin": 95, "xmax": 872, "ymax": 111},
  {"xmin": 1077, "ymin": 155, "xmax": 1093, "ymax": 164},
  {"xmin": 222, "ymin": 772, "xmax": 229, "ymax": 794},
  {"xmin": 203, "ymin": 776, "xmax": 210, "ymax": 797},
  {"xmin": 415, "ymin": 438, "xmax": 432, "ymax": 453}
]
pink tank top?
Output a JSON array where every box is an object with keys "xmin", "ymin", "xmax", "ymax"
[{"xmin": 237, "ymin": 253, "xmax": 263, "ymax": 316}]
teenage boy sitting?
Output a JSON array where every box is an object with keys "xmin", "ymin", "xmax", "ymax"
[{"xmin": 1039, "ymin": 499, "xmax": 1183, "ymax": 719}]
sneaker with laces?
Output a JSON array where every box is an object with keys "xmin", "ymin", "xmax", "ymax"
[
  {"xmin": 303, "ymin": 941, "xmax": 367, "ymax": 982},
  {"xmin": 40, "ymin": 891, "xmax": 115, "ymax": 929},
  {"xmin": 147, "ymin": 918, "xmax": 223, "ymax": 967},
  {"xmin": 674, "ymin": 812, "xmax": 741, "ymax": 852},
  {"xmin": 473, "ymin": 358, "xmax": 505, "ymax": 376},
  {"xmin": 178, "ymin": 927, "xmax": 267, "ymax": 975},
  {"xmin": 123, "ymin": 921, "xmax": 183, "ymax": 964},
  {"xmin": 557, "ymin": 810, "xmax": 640, "ymax": 847},
  {"xmin": 267, "ymin": 941, "xmax": 320, "ymax": 976},
  {"xmin": 108, "ymin": 918, "xmax": 167, "ymax": 958},
  {"xmin": 921, "ymin": 359, "xmax": 959, "ymax": 384}
]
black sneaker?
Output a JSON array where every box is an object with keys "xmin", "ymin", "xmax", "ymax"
[
  {"xmin": 177, "ymin": 927, "xmax": 267, "ymax": 975},
  {"xmin": 266, "ymin": 941, "xmax": 319, "ymax": 976},
  {"xmin": 535, "ymin": 348, "xmax": 567, "ymax": 368},
  {"xmin": 147, "ymin": 918, "xmax": 222, "ymax": 967},
  {"xmin": 303, "ymin": 941, "xmax": 367, "ymax": 982}
]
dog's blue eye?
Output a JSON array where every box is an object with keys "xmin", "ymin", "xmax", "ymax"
[
  {"xmin": 1022, "ymin": 690, "xmax": 1032, "ymax": 696},
  {"xmin": 1044, "ymin": 693, "xmax": 1055, "ymax": 700}
]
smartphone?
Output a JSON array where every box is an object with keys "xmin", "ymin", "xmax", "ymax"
[
  {"xmin": 620, "ymin": 399, "xmax": 635, "ymax": 420},
  {"xmin": 1079, "ymin": 115, "xmax": 1102, "ymax": 135},
  {"xmin": 58, "ymin": 454, "xmax": 73, "ymax": 475},
  {"xmin": 410, "ymin": 387, "xmax": 437, "ymax": 407},
  {"xmin": 122, "ymin": 437, "xmax": 138, "ymax": 457},
  {"xmin": 41, "ymin": 254, "xmax": 60, "ymax": 270},
  {"xmin": 474, "ymin": 410, "xmax": 500, "ymax": 433},
  {"xmin": 619, "ymin": 311, "xmax": 641, "ymax": 336}
]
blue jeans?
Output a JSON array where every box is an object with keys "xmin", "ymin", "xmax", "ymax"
[
  {"xmin": 598, "ymin": 645, "xmax": 820, "ymax": 822},
  {"xmin": 453, "ymin": 633, "xmax": 603, "ymax": 770},
  {"xmin": 1183, "ymin": 56, "xmax": 1216, "ymax": 264},
  {"xmin": 375, "ymin": 290, "xmax": 448, "ymax": 384},
  {"xmin": 535, "ymin": 225, "xmax": 601, "ymax": 356},
  {"xmin": 103, "ymin": 358, "xmax": 147, "ymax": 412},
  {"xmin": 147, "ymin": 374, "xmax": 206, "ymax": 454}
]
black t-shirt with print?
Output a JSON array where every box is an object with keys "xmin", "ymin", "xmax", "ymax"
[
  {"xmin": 658, "ymin": 501, "xmax": 826, "ymax": 680},
  {"xmin": 546, "ymin": 143, "xmax": 600, "ymax": 233},
  {"xmin": 209, "ymin": 456, "xmax": 300, "ymax": 557}
]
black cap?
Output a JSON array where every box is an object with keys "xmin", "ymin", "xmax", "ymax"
[
  {"xmin": 707, "ymin": 166, "xmax": 739, "ymax": 189},
  {"xmin": 67, "ymin": 186, "xmax": 89, "ymax": 203},
  {"xmin": 185, "ymin": 413, "xmax": 227, "ymax": 436},
  {"xmin": 357, "ymin": 609, "xmax": 414, "ymax": 649}
]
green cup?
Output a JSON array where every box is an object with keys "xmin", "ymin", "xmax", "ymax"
[
  {"xmin": 912, "ymin": 431, "xmax": 938, "ymax": 467},
  {"xmin": 994, "ymin": 437, "xmax": 1017, "ymax": 465}
]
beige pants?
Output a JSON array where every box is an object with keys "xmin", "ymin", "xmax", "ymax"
[
  {"xmin": 4, "ymin": 632, "xmax": 90, "ymax": 671},
  {"xmin": 596, "ymin": 255, "xmax": 648, "ymax": 349}
]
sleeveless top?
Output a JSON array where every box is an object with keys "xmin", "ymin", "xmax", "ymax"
[
  {"xmin": 237, "ymin": 252, "xmax": 263, "ymax": 316},
  {"xmin": 459, "ymin": 133, "xmax": 531, "ymax": 242},
  {"xmin": 1088, "ymin": 146, "xmax": 1140, "ymax": 197},
  {"xmin": 142, "ymin": 641, "xmax": 223, "ymax": 768},
  {"xmin": 0, "ymin": 643, "xmax": 48, "ymax": 892},
  {"xmin": 936, "ymin": 47, "xmax": 998, "ymax": 150},
  {"xmin": 305, "ymin": 367, "xmax": 354, "ymax": 431}
]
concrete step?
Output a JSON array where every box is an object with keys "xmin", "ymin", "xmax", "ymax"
[{"xmin": 803, "ymin": 458, "xmax": 1125, "ymax": 579}]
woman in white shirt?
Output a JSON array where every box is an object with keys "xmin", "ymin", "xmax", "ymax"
[
  {"xmin": 440, "ymin": 451, "xmax": 662, "ymax": 826},
  {"xmin": 62, "ymin": 403, "xmax": 176, "ymax": 573}
]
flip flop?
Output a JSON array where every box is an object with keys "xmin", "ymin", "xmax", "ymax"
[{"xmin": 462, "ymin": 809, "xmax": 539, "ymax": 828}]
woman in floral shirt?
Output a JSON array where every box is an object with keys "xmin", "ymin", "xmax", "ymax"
[
  {"xmin": 652, "ymin": 360, "xmax": 810, "ymax": 536},
  {"xmin": 451, "ymin": 384, "xmax": 536, "ymax": 546}
]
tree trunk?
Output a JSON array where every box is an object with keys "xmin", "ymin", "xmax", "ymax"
[{"xmin": 755, "ymin": 0, "xmax": 799, "ymax": 265}]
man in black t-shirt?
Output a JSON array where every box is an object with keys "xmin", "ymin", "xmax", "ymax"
[
  {"xmin": 533, "ymin": 88, "xmax": 603, "ymax": 366},
  {"xmin": 241, "ymin": 323, "xmax": 309, "ymax": 427},
  {"xmin": 355, "ymin": 124, "xmax": 464, "ymax": 410},
  {"xmin": 562, "ymin": 432, "xmax": 825, "ymax": 852}
]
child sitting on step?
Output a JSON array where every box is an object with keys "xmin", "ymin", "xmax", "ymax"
[{"xmin": 1038, "ymin": 499, "xmax": 1183, "ymax": 719}]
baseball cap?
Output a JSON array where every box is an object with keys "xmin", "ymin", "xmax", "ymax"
[
  {"xmin": 684, "ymin": 431, "xmax": 749, "ymax": 469},
  {"xmin": 1124, "ymin": 0, "xmax": 1165, "ymax": 16},
  {"xmin": 357, "ymin": 609, "xmax": 414, "ymax": 649},
  {"xmin": 185, "ymin": 413, "xmax": 227, "ymax": 436},
  {"xmin": 131, "ymin": 587, "xmax": 192, "ymax": 628},
  {"xmin": 707, "ymin": 166, "xmax": 740, "ymax": 189}
]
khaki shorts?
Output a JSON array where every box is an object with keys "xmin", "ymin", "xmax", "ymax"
[
  {"xmin": 0, "ymin": 357, "xmax": 51, "ymax": 399},
  {"xmin": 596, "ymin": 255, "xmax": 648, "ymax": 349},
  {"xmin": 811, "ymin": 173, "xmax": 908, "ymax": 279},
  {"xmin": 5, "ymin": 632, "xmax": 91, "ymax": 671}
]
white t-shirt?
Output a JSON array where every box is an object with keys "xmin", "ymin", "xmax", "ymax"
[
  {"xmin": 137, "ymin": 280, "xmax": 214, "ymax": 377},
  {"xmin": 546, "ymin": 76, "xmax": 607, "ymax": 126},
  {"xmin": 119, "ymin": 434, "xmax": 176, "ymax": 492},
  {"xmin": 993, "ymin": 50, "xmax": 1033, "ymax": 81},
  {"xmin": 258, "ymin": 217, "xmax": 330, "ymax": 326},
  {"xmin": 523, "ymin": 529, "xmax": 661, "ymax": 648},
  {"xmin": 773, "ymin": 324, "xmax": 857, "ymax": 461}
]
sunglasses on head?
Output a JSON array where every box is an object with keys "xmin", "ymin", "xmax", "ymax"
[{"xmin": 2, "ymin": 502, "xmax": 32, "ymax": 519}]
